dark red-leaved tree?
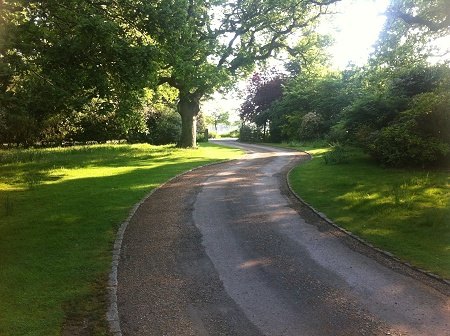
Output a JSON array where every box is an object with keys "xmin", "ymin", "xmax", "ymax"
[{"xmin": 240, "ymin": 73, "xmax": 285, "ymax": 138}]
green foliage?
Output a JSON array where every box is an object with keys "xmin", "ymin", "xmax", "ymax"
[
  {"xmin": 323, "ymin": 143, "xmax": 352, "ymax": 165},
  {"xmin": 1, "ymin": 0, "xmax": 340, "ymax": 148},
  {"xmin": 196, "ymin": 111, "xmax": 209, "ymax": 143},
  {"xmin": 338, "ymin": 63, "xmax": 450, "ymax": 167},
  {"xmin": 252, "ymin": 56, "xmax": 450, "ymax": 169},
  {"xmin": 370, "ymin": 123, "xmax": 448, "ymax": 167},
  {"xmin": 281, "ymin": 139, "xmax": 329, "ymax": 152},
  {"xmin": 386, "ymin": 0, "xmax": 450, "ymax": 35},
  {"xmin": 239, "ymin": 124, "xmax": 263, "ymax": 142},
  {"xmin": 389, "ymin": 64, "xmax": 446, "ymax": 97},
  {"xmin": 263, "ymin": 71, "xmax": 352, "ymax": 143},
  {"xmin": 205, "ymin": 111, "xmax": 231, "ymax": 132},
  {"xmin": 0, "ymin": 0, "xmax": 159, "ymax": 145},
  {"xmin": 144, "ymin": 108, "xmax": 182, "ymax": 145},
  {"xmin": 342, "ymin": 93, "xmax": 401, "ymax": 145},
  {"xmin": 127, "ymin": 86, "xmax": 182, "ymax": 145},
  {"xmin": 149, "ymin": 0, "xmax": 339, "ymax": 146},
  {"xmin": 221, "ymin": 129, "xmax": 240, "ymax": 138},
  {"xmin": 368, "ymin": 91, "xmax": 450, "ymax": 167},
  {"xmin": 299, "ymin": 112, "xmax": 325, "ymax": 140},
  {"xmin": 285, "ymin": 31, "xmax": 333, "ymax": 76},
  {"xmin": 326, "ymin": 121, "xmax": 349, "ymax": 143}
]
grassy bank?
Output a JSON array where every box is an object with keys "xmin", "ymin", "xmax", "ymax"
[
  {"xmin": 0, "ymin": 143, "xmax": 242, "ymax": 335},
  {"xmin": 280, "ymin": 142, "xmax": 449, "ymax": 279}
]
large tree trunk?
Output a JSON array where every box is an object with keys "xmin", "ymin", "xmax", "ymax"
[{"xmin": 177, "ymin": 92, "xmax": 201, "ymax": 147}]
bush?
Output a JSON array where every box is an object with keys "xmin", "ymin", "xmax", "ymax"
[
  {"xmin": 239, "ymin": 124, "xmax": 263, "ymax": 142},
  {"xmin": 326, "ymin": 121, "xmax": 349, "ymax": 143},
  {"xmin": 208, "ymin": 131, "xmax": 219, "ymax": 139},
  {"xmin": 323, "ymin": 143, "xmax": 351, "ymax": 165},
  {"xmin": 370, "ymin": 123, "xmax": 449, "ymax": 167},
  {"xmin": 299, "ymin": 112, "xmax": 325, "ymax": 140},
  {"xmin": 343, "ymin": 93, "xmax": 402, "ymax": 147},
  {"xmin": 145, "ymin": 108, "xmax": 181, "ymax": 145},
  {"xmin": 221, "ymin": 129, "xmax": 239, "ymax": 138},
  {"xmin": 196, "ymin": 132, "xmax": 208, "ymax": 143},
  {"xmin": 368, "ymin": 92, "xmax": 450, "ymax": 167}
]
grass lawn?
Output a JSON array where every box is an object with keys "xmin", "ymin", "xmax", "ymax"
[
  {"xmin": 0, "ymin": 143, "xmax": 242, "ymax": 336},
  {"xmin": 281, "ymin": 142, "xmax": 450, "ymax": 279}
]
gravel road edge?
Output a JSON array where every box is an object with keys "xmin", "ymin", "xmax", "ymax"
[{"xmin": 106, "ymin": 159, "xmax": 237, "ymax": 336}]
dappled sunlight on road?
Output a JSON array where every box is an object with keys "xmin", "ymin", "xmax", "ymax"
[
  {"xmin": 202, "ymin": 176, "xmax": 247, "ymax": 186},
  {"xmin": 190, "ymin": 142, "xmax": 450, "ymax": 336},
  {"xmin": 238, "ymin": 258, "xmax": 273, "ymax": 270}
]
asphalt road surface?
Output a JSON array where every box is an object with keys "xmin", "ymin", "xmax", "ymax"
[{"xmin": 117, "ymin": 140, "xmax": 449, "ymax": 336}]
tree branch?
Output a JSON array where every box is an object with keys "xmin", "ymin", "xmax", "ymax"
[
  {"xmin": 388, "ymin": 9, "xmax": 450, "ymax": 32},
  {"xmin": 158, "ymin": 77, "xmax": 182, "ymax": 90}
]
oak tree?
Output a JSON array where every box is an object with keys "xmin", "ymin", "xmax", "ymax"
[{"xmin": 145, "ymin": 0, "xmax": 339, "ymax": 147}]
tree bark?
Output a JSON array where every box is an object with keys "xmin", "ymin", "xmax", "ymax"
[{"xmin": 177, "ymin": 92, "xmax": 201, "ymax": 147}]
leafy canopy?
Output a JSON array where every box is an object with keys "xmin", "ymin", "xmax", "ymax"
[
  {"xmin": 0, "ymin": 0, "xmax": 159, "ymax": 144},
  {"xmin": 149, "ymin": 0, "xmax": 339, "ymax": 96}
]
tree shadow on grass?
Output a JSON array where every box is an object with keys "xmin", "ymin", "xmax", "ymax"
[
  {"xmin": 331, "ymin": 180, "xmax": 450, "ymax": 278},
  {"xmin": 0, "ymin": 160, "xmax": 218, "ymax": 335}
]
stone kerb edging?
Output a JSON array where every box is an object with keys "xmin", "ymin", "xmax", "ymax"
[
  {"xmin": 106, "ymin": 159, "xmax": 238, "ymax": 336},
  {"xmin": 285, "ymin": 151, "xmax": 450, "ymax": 290}
]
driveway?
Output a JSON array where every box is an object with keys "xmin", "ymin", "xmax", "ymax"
[{"xmin": 117, "ymin": 140, "xmax": 449, "ymax": 336}]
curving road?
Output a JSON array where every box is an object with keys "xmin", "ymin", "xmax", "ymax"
[{"xmin": 117, "ymin": 140, "xmax": 449, "ymax": 336}]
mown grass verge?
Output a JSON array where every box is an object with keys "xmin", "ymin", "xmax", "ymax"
[
  {"xmin": 0, "ymin": 143, "xmax": 243, "ymax": 335},
  {"xmin": 274, "ymin": 141, "xmax": 449, "ymax": 279}
]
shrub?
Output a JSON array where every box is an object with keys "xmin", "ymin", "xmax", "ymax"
[
  {"xmin": 207, "ymin": 130, "xmax": 219, "ymax": 139},
  {"xmin": 221, "ymin": 129, "xmax": 239, "ymax": 138},
  {"xmin": 299, "ymin": 112, "xmax": 325, "ymax": 140},
  {"xmin": 343, "ymin": 93, "xmax": 402, "ymax": 147},
  {"xmin": 145, "ymin": 108, "xmax": 181, "ymax": 145},
  {"xmin": 323, "ymin": 143, "xmax": 351, "ymax": 165},
  {"xmin": 239, "ymin": 124, "xmax": 263, "ymax": 142},
  {"xmin": 370, "ymin": 123, "xmax": 449, "ymax": 167},
  {"xmin": 326, "ymin": 121, "xmax": 349, "ymax": 143},
  {"xmin": 368, "ymin": 92, "xmax": 450, "ymax": 167}
]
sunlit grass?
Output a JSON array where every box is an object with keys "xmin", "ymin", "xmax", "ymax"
[
  {"xmin": 283, "ymin": 143, "xmax": 449, "ymax": 279},
  {"xmin": 0, "ymin": 143, "xmax": 243, "ymax": 335}
]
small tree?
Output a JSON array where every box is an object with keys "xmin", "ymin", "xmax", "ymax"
[
  {"xmin": 206, "ymin": 111, "xmax": 231, "ymax": 133},
  {"xmin": 240, "ymin": 73, "xmax": 285, "ymax": 140}
]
